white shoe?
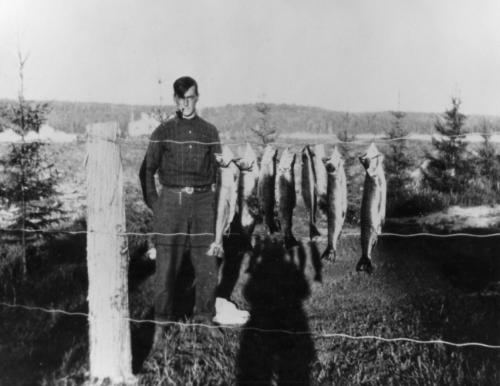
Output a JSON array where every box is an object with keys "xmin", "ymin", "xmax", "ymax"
[
  {"xmin": 146, "ymin": 247, "xmax": 157, "ymax": 260},
  {"xmin": 212, "ymin": 312, "xmax": 248, "ymax": 326},
  {"xmin": 213, "ymin": 298, "xmax": 250, "ymax": 325},
  {"xmin": 216, "ymin": 298, "xmax": 250, "ymax": 318},
  {"xmin": 226, "ymin": 302, "xmax": 250, "ymax": 320}
]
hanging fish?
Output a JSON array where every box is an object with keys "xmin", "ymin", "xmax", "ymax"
[
  {"xmin": 207, "ymin": 145, "xmax": 240, "ymax": 258},
  {"xmin": 277, "ymin": 148, "xmax": 298, "ymax": 249},
  {"xmin": 257, "ymin": 144, "xmax": 280, "ymax": 234},
  {"xmin": 234, "ymin": 142, "xmax": 260, "ymax": 237},
  {"xmin": 301, "ymin": 145, "xmax": 320, "ymax": 239},
  {"xmin": 313, "ymin": 143, "xmax": 328, "ymax": 212},
  {"xmin": 357, "ymin": 143, "xmax": 386, "ymax": 273},
  {"xmin": 321, "ymin": 146, "xmax": 347, "ymax": 261}
]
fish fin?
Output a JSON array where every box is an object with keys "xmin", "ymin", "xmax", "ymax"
[
  {"xmin": 321, "ymin": 246, "xmax": 336, "ymax": 262},
  {"xmin": 309, "ymin": 224, "xmax": 321, "ymax": 240},
  {"xmin": 356, "ymin": 255, "xmax": 373, "ymax": 274}
]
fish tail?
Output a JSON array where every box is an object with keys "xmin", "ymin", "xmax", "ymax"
[
  {"xmin": 268, "ymin": 218, "xmax": 280, "ymax": 234},
  {"xmin": 206, "ymin": 242, "xmax": 224, "ymax": 258},
  {"xmin": 321, "ymin": 245, "xmax": 336, "ymax": 262},
  {"xmin": 284, "ymin": 233, "xmax": 299, "ymax": 250},
  {"xmin": 274, "ymin": 217, "xmax": 282, "ymax": 232},
  {"xmin": 356, "ymin": 254, "xmax": 373, "ymax": 274}
]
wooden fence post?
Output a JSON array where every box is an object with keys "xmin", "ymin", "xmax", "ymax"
[{"xmin": 86, "ymin": 122, "xmax": 136, "ymax": 385}]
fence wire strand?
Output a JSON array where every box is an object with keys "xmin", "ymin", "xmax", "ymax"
[
  {"xmin": 1, "ymin": 301, "xmax": 498, "ymax": 349},
  {"xmin": 1, "ymin": 227, "xmax": 499, "ymax": 239},
  {"xmin": 2, "ymin": 131, "xmax": 500, "ymax": 147}
]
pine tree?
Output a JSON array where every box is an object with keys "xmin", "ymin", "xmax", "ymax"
[
  {"xmin": 337, "ymin": 112, "xmax": 356, "ymax": 168},
  {"xmin": 476, "ymin": 130, "xmax": 500, "ymax": 193},
  {"xmin": 0, "ymin": 52, "xmax": 63, "ymax": 276},
  {"xmin": 424, "ymin": 98, "xmax": 471, "ymax": 194},
  {"xmin": 337, "ymin": 113, "xmax": 355, "ymax": 145},
  {"xmin": 384, "ymin": 111, "xmax": 413, "ymax": 195},
  {"xmin": 337, "ymin": 113, "xmax": 358, "ymax": 224},
  {"xmin": 250, "ymin": 103, "xmax": 277, "ymax": 145}
]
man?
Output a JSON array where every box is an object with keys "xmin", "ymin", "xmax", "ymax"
[{"xmin": 140, "ymin": 76, "xmax": 245, "ymax": 351}]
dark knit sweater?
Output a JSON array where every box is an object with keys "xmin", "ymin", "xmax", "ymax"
[{"xmin": 140, "ymin": 115, "xmax": 222, "ymax": 208}]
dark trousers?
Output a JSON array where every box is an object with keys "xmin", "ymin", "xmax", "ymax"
[{"xmin": 153, "ymin": 187, "xmax": 218, "ymax": 322}]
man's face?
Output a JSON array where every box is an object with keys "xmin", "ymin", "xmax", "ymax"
[{"xmin": 175, "ymin": 85, "xmax": 198, "ymax": 117}]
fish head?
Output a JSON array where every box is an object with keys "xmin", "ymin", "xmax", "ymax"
[
  {"xmin": 278, "ymin": 148, "xmax": 296, "ymax": 172},
  {"xmin": 214, "ymin": 145, "xmax": 235, "ymax": 168},
  {"xmin": 359, "ymin": 143, "xmax": 384, "ymax": 176},
  {"xmin": 322, "ymin": 146, "xmax": 343, "ymax": 174},
  {"xmin": 234, "ymin": 142, "xmax": 258, "ymax": 172},
  {"xmin": 234, "ymin": 158, "xmax": 255, "ymax": 171}
]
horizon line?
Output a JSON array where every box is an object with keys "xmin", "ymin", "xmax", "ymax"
[{"xmin": 0, "ymin": 96, "xmax": 499, "ymax": 118}]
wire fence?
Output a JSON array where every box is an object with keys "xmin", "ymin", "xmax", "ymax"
[
  {"xmin": 1, "ymin": 129, "xmax": 499, "ymax": 361},
  {"xmin": 1, "ymin": 301, "xmax": 498, "ymax": 349}
]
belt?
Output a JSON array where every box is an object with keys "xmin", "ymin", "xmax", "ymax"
[{"xmin": 165, "ymin": 184, "xmax": 215, "ymax": 194}]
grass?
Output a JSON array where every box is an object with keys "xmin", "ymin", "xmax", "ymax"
[
  {"xmin": 1, "ymin": 206, "xmax": 499, "ymax": 385},
  {"xmin": 0, "ymin": 138, "xmax": 499, "ymax": 385}
]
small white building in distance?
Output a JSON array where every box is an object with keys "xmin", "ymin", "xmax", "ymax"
[
  {"xmin": 128, "ymin": 112, "xmax": 160, "ymax": 137},
  {"xmin": 0, "ymin": 128, "xmax": 22, "ymax": 142},
  {"xmin": 35, "ymin": 124, "xmax": 77, "ymax": 142},
  {"xmin": 0, "ymin": 124, "xmax": 76, "ymax": 143}
]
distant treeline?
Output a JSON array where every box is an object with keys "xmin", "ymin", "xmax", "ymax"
[
  {"xmin": 202, "ymin": 104, "xmax": 500, "ymax": 138},
  {"xmin": 1, "ymin": 99, "xmax": 499, "ymax": 137}
]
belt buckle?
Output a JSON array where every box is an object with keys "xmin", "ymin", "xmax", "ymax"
[{"xmin": 184, "ymin": 186, "xmax": 194, "ymax": 194}]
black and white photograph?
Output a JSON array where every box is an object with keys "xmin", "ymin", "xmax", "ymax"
[{"xmin": 0, "ymin": 1, "xmax": 499, "ymax": 385}]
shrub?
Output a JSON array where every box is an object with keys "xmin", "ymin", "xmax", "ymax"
[
  {"xmin": 388, "ymin": 188, "xmax": 449, "ymax": 218},
  {"xmin": 384, "ymin": 111, "xmax": 414, "ymax": 205}
]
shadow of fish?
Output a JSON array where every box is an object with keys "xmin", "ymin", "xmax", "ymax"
[
  {"xmin": 277, "ymin": 148, "xmax": 298, "ymax": 249},
  {"xmin": 321, "ymin": 146, "xmax": 347, "ymax": 261},
  {"xmin": 207, "ymin": 145, "xmax": 240, "ymax": 258},
  {"xmin": 357, "ymin": 143, "xmax": 386, "ymax": 273},
  {"xmin": 257, "ymin": 144, "xmax": 280, "ymax": 234},
  {"xmin": 301, "ymin": 145, "xmax": 320, "ymax": 239}
]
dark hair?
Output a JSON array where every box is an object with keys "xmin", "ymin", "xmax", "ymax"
[{"xmin": 173, "ymin": 76, "xmax": 198, "ymax": 98}]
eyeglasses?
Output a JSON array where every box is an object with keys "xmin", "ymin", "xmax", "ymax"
[{"xmin": 177, "ymin": 95, "xmax": 197, "ymax": 102}]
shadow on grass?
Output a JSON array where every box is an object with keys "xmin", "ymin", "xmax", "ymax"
[
  {"xmin": 217, "ymin": 223, "xmax": 252, "ymax": 300},
  {"xmin": 377, "ymin": 232, "xmax": 500, "ymax": 347},
  {"xmin": 237, "ymin": 236, "xmax": 317, "ymax": 386},
  {"xmin": 0, "ymin": 221, "xmax": 90, "ymax": 385},
  {"xmin": 378, "ymin": 231, "xmax": 500, "ymax": 293}
]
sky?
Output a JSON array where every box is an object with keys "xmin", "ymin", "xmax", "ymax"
[{"xmin": 0, "ymin": 0, "xmax": 499, "ymax": 115}]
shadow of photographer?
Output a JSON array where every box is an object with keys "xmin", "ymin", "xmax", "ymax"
[{"xmin": 237, "ymin": 236, "xmax": 317, "ymax": 386}]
